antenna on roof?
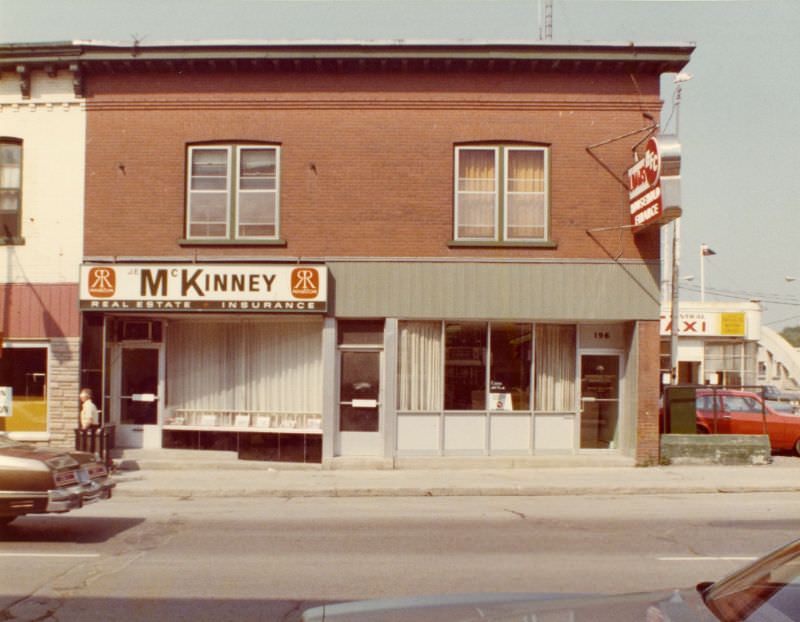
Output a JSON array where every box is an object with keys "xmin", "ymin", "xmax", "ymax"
[{"xmin": 538, "ymin": 0, "xmax": 553, "ymax": 40}]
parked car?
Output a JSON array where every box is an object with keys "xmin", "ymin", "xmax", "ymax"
[
  {"xmin": 762, "ymin": 384, "xmax": 800, "ymax": 405},
  {"xmin": 0, "ymin": 432, "xmax": 114, "ymax": 526},
  {"xmin": 303, "ymin": 538, "xmax": 800, "ymax": 621},
  {"xmin": 695, "ymin": 389, "xmax": 800, "ymax": 455},
  {"xmin": 766, "ymin": 399, "xmax": 797, "ymax": 415}
]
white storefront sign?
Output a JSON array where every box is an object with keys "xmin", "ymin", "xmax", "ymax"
[
  {"xmin": 80, "ymin": 264, "xmax": 327, "ymax": 313},
  {"xmin": 659, "ymin": 311, "xmax": 747, "ymax": 337},
  {"xmin": 0, "ymin": 387, "xmax": 11, "ymax": 417}
]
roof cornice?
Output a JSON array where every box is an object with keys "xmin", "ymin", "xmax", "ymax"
[{"xmin": 0, "ymin": 40, "xmax": 693, "ymax": 98}]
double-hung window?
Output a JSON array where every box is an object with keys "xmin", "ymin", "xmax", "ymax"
[
  {"xmin": 0, "ymin": 138, "xmax": 22, "ymax": 243},
  {"xmin": 454, "ymin": 145, "xmax": 548, "ymax": 243},
  {"xmin": 186, "ymin": 144, "xmax": 280, "ymax": 241}
]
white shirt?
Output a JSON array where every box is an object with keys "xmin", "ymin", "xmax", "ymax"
[{"xmin": 80, "ymin": 399, "xmax": 100, "ymax": 428}]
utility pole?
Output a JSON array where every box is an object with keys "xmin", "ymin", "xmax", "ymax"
[{"xmin": 670, "ymin": 219, "xmax": 680, "ymax": 384}]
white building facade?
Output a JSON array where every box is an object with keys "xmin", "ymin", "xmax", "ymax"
[{"xmin": 0, "ymin": 66, "xmax": 86, "ymax": 443}]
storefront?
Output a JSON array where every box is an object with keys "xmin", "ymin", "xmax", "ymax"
[
  {"xmin": 80, "ymin": 260, "xmax": 657, "ymax": 463},
  {"xmin": 332, "ymin": 260, "xmax": 659, "ymax": 463},
  {"xmin": 79, "ymin": 263, "xmax": 328, "ymax": 461},
  {"xmin": 659, "ymin": 301, "xmax": 761, "ymax": 387},
  {"xmin": 390, "ymin": 320, "xmax": 633, "ymax": 456}
]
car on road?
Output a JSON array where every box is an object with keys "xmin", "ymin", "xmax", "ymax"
[
  {"xmin": 0, "ymin": 432, "xmax": 114, "ymax": 526},
  {"xmin": 694, "ymin": 389, "xmax": 800, "ymax": 455},
  {"xmin": 302, "ymin": 538, "xmax": 800, "ymax": 621}
]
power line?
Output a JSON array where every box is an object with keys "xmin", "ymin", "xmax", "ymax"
[{"xmin": 679, "ymin": 284, "xmax": 800, "ymax": 306}]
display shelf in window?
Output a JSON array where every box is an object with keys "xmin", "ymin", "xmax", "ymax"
[{"xmin": 163, "ymin": 409, "xmax": 323, "ymax": 434}]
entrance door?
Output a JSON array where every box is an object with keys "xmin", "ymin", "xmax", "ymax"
[
  {"xmin": 338, "ymin": 350, "xmax": 382, "ymax": 456},
  {"xmin": 579, "ymin": 354, "xmax": 621, "ymax": 450},
  {"xmin": 113, "ymin": 345, "xmax": 162, "ymax": 449}
]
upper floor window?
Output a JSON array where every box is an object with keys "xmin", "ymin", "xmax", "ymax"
[
  {"xmin": 186, "ymin": 145, "xmax": 279, "ymax": 240},
  {"xmin": 0, "ymin": 138, "xmax": 22, "ymax": 243},
  {"xmin": 454, "ymin": 145, "xmax": 548, "ymax": 243}
]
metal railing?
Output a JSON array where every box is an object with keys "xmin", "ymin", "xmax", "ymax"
[{"xmin": 74, "ymin": 425, "xmax": 116, "ymax": 468}]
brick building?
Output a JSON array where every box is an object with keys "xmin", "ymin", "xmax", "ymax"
[{"xmin": 2, "ymin": 40, "xmax": 692, "ymax": 465}]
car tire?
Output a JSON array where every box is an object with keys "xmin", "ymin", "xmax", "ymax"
[
  {"xmin": 696, "ymin": 425, "xmax": 709, "ymax": 434},
  {"xmin": 794, "ymin": 438, "xmax": 800, "ymax": 457}
]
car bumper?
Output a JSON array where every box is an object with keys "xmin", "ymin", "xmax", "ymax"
[{"xmin": 46, "ymin": 479, "xmax": 115, "ymax": 512}]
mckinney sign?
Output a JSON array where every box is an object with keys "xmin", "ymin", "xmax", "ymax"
[{"xmin": 79, "ymin": 264, "xmax": 327, "ymax": 312}]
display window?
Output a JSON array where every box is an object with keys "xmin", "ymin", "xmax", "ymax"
[
  {"xmin": 398, "ymin": 321, "xmax": 573, "ymax": 413},
  {"xmin": 0, "ymin": 345, "xmax": 48, "ymax": 433}
]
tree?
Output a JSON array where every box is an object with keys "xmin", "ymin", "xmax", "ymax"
[{"xmin": 780, "ymin": 325, "xmax": 800, "ymax": 347}]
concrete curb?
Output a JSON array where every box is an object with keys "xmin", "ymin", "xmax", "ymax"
[{"xmin": 111, "ymin": 483, "xmax": 800, "ymax": 499}]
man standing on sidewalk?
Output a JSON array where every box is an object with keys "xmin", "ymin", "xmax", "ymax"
[{"xmin": 79, "ymin": 388, "xmax": 100, "ymax": 430}]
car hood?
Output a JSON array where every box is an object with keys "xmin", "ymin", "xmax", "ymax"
[
  {"xmin": 302, "ymin": 588, "xmax": 717, "ymax": 622},
  {"xmin": 0, "ymin": 443, "xmax": 94, "ymax": 466}
]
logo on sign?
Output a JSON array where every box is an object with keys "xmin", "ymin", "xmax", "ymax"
[
  {"xmin": 628, "ymin": 137, "xmax": 663, "ymax": 228},
  {"xmin": 88, "ymin": 267, "xmax": 116, "ymax": 298},
  {"xmin": 291, "ymin": 268, "xmax": 319, "ymax": 299}
]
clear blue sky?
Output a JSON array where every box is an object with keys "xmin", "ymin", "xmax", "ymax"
[{"xmin": 2, "ymin": 0, "xmax": 798, "ymax": 327}]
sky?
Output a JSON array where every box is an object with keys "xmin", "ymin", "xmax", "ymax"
[{"xmin": 2, "ymin": 0, "xmax": 799, "ymax": 328}]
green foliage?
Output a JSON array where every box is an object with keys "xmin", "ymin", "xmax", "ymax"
[{"xmin": 780, "ymin": 325, "xmax": 800, "ymax": 347}]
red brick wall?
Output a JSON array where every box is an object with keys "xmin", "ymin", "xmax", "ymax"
[
  {"xmin": 84, "ymin": 69, "xmax": 662, "ymax": 260},
  {"xmin": 635, "ymin": 319, "xmax": 661, "ymax": 465}
]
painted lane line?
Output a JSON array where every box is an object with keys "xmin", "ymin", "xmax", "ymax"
[
  {"xmin": 0, "ymin": 553, "xmax": 101, "ymax": 559},
  {"xmin": 658, "ymin": 556, "xmax": 758, "ymax": 562}
]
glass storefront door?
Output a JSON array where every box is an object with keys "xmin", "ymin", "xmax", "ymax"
[
  {"xmin": 579, "ymin": 354, "xmax": 620, "ymax": 450},
  {"xmin": 112, "ymin": 345, "xmax": 162, "ymax": 449},
  {"xmin": 338, "ymin": 349, "xmax": 383, "ymax": 456}
]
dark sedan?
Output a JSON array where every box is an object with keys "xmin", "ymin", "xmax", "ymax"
[{"xmin": 0, "ymin": 432, "xmax": 114, "ymax": 526}]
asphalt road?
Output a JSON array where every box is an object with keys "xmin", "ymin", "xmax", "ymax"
[{"xmin": 2, "ymin": 492, "xmax": 799, "ymax": 621}]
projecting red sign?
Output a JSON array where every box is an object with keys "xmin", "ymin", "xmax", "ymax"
[{"xmin": 627, "ymin": 137, "xmax": 663, "ymax": 228}]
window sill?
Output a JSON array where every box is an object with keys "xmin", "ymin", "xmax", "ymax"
[
  {"xmin": 7, "ymin": 431, "xmax": 50, "ymax": 442},
  {"xmin": 0, "ymin": 236, "xmax": 25, "ymax": 246},
  {"xmin": 178, "ymin": 238, "xmax": 287, "ymax": 247},
  {"xmin": 448, "ymin": 239, "xmax": 557, "ymax": 249}
]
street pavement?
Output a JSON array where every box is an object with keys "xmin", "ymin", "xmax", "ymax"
[{"xmin": 110, "ymin": 452, "xmax": 800, "ymax": 498}]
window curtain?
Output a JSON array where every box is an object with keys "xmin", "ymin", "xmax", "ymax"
[
  {"xmin": 506, "ymin": 149, "xmax": 545, "ymax": 240},
  {"xmin": 188, "ymin": 148, "xmax": 229, "ymax": 238},
  {"xmin": 0, "ymin": 142, "xmax": 21, "ymax": 213},
  {"xmin": 534, "ymin": 324, "xmax": 576, "ymax": 411},
  {"xmin": 457, "ymin": 148, "xmax": 496, "ymax": 238},
  {"xmin": 167, "ymin": 320, "xmax": 322, "ymax": 414},
  {"xmin": 397, "ymin": 321, "xmax": 443, "ymax": 411},
  {"xmin": 237, "ymin": 147, "xmax": 277, "ymax": 238}
]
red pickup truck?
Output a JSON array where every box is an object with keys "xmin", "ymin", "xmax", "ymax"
[{"xmin": 695, "ymin": 389, "xmax": 800, "ymax": 455}]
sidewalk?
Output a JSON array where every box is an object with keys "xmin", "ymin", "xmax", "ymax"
[{"xmin": 110, "ymin": 453, "xmax": 800, "ymax": 499}]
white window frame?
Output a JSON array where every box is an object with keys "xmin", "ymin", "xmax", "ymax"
[
  {"xmin": 0, "ymin": 137, "xmax": 23, "ymax": 242},
  {"xmin": 454, "ymin": 146, "xmax": 499, "ymax": 241},
  {"xmin": 186, "ymin": 144, "xmax": 280, "ymax": 241},
  {"xmin": 234, "ymin": 145, "xmax": 280, "ymax": 240},
  {"xmin": 454, "ymin": 145, "xmax": 549, "ymax": 243},
  {"xmin": 3, "ymin": 341, "xmax": 50, "ymax": 441},
  {"xmin": 503, "ymin": 146, "xmax": 549, "ymax": 242}
]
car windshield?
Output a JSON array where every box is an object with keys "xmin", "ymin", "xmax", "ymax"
[{"xmin": 702, "ymin": 539, "xmax": 800, "ymax": 621}]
